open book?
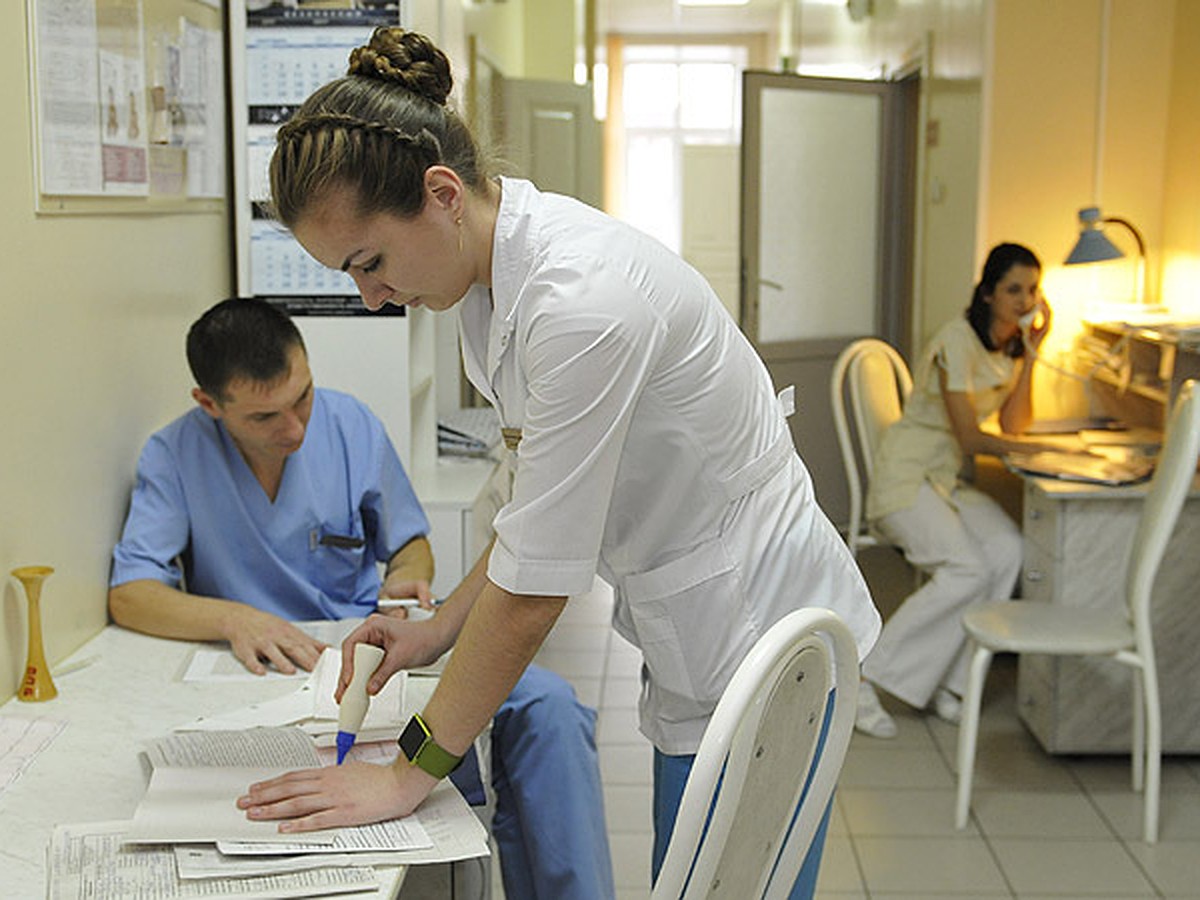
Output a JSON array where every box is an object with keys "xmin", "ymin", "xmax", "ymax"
[
  {"xmin": 49, "ymin": 727, "xmax": 490, "ymax": 899},
  {"xmin": 129, "ymin": 727, "xmax": 433, "ymax": 846}
]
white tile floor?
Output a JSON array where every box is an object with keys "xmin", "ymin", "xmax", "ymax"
[{"xmin": 520, "ymin": 550, "xmax": 1200, "ymax": 900}]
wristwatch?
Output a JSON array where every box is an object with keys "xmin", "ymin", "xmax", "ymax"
[{"xmin": 397, "ymin": 713, "xmax": 462, "ymax": 779}]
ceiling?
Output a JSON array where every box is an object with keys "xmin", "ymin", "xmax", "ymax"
[
  {"xmin": 596, "ymin": 0, "xmax": 849, "ymax": 35},
  {"xmin": 594, "ymin": 0, "xmax": 879, "ymax": 71}
]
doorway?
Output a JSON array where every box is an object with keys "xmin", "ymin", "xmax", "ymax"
[{"xmin": 741, "ymin": 69, "xmax": 920, "ymax": 528}]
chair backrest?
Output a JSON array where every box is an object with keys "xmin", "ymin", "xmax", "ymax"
[
  {"xmin": 1125, "ymin": 380, "xmax": 1200, "ymax": 634},
  {"xmin": 830, "ymin": 339, "xmax": 912, "ymax": 553},
  {"xmin": 652, "ymin": 609, "xmax": 859, "ymax": 900}
]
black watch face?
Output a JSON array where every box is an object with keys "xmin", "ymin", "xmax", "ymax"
[{"xmin": 398, "ymin": 717, "xmax": 426, "ymax": 760}]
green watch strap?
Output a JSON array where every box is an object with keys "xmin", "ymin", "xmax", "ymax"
[{"xmin": 398, "ymin": 713, "xmax": 462, "ymax": 779}]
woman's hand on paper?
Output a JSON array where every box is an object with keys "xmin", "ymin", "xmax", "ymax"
[
  {"xmin": 238, "ymin": 760, "xmax": 437, "ymax": 832},
  {"xmin": 335, "ymin": 614, "xmax": 455, "ymax": 700}
]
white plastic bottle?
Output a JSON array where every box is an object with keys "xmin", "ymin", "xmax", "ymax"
[{"xmin": 336, "ymin": 643, "xmax": 386, "ymax": 763}]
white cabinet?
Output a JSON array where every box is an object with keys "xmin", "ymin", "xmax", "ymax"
[
  {"xmin": 418, "ymin": 458, "xmax": 512, "ymax": 599},
  {"xmin": 1016, "ymin": 477, "xmax": 1200, "ymax": 753}
]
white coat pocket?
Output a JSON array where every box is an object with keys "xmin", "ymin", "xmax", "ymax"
[{"xmin": 622, "ymin": 536, "xmax": 757, "ymax": 721}]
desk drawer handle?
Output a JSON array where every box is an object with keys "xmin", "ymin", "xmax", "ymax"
[
  {"xmin": 1026, "ymin": 570, "xmax": 1044, "ymax": 583},
  {"xmin": 1029, "ymin": 509, "xmax": 1042, "ymax": 521}
]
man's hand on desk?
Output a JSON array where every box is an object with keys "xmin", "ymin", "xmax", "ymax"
[
  {"xmin": 224, "ymin": 605, "xmax": 328, "ymax": 676},
  {"xmin": 238, "ymin": 758, "xmax": 438, "ymax": 832}
]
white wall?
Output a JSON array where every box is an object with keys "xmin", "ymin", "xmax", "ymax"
[
  {"xmin": 0, "ymin": 10, "xmax": 232, "ymax": 701},
  {"xmin": 980, "ymin": 0, "xmax": 1186, "ymax": 418},
  {"xmin": 793, "ymin": 0, "xmax": 988, "ymax": 349}
]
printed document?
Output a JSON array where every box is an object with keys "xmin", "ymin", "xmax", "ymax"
[{"xmin": 49, "ymin": 820, "xmax": 380, "ymax": 900}]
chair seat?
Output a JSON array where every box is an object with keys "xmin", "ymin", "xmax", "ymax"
[{"xmin": 962, "ymin": 601, "xmax": 1134, "ymax": 655}]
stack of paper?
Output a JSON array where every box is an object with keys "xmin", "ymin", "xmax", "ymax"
[
  {"xmin": 438, "ymin": 406, "xmax": 501, "ymax": 458},
  {"xmin": 176, "ymin": 648, "xmax": 406, "ymax": 747},
  {"xmin": 48, "ymin": 727, "xmax": 490, "ymax": 900}
]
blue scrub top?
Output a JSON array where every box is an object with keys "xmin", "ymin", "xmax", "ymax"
[{"xmin": 110, "ymin": 388, "xmax": 429, "ymax": 621}]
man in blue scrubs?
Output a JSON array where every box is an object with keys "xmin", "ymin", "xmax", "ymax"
[{"xmin": 109, "ymin": 297, "xmax": 614, "ymax": 900}]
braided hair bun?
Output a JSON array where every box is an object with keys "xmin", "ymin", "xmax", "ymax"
[{"xmin": 348, "ymin": 27, "xmax": 453, "ymax": 107}]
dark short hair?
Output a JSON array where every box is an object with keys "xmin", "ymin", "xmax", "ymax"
[
  {"xmin": 185, "ymin": 298, "xmax": 305, "ymax": 401},
  {"xmin": 966, "ymin": 242, "xmax": 1041, "ymax": 358}
]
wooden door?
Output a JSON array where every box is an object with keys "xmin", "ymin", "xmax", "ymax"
[{"xmin": 741, "ymin": 71, "xmax": 918, "ymax": 527}]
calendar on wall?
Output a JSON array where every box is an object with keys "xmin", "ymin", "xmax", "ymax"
[{"xmin": 229, "ymin": 1, "xmax": 405, "ymax": 314}]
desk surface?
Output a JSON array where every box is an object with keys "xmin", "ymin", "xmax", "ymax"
[
  {"xmin": 1025, "ymin": 471, "xmax": 1200, "ymax": 500},
  {"xmin": 0, "ymin": 626, "xmax": 412, "ymax": 899}
]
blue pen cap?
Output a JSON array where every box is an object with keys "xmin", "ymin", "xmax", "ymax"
[{"xmin": 336, "ymin": 730, "xmax": 356, "ymax": 765}]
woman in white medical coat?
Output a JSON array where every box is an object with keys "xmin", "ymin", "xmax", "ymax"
[
  {"xmin": 236, "ymin": 27, "xmax": 880, "ymax": 895},
  {"xmin": 856, "ymin": 242, "xmax": 1064, "ymax": 739}
]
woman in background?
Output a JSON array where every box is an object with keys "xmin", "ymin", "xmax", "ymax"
[
  {"xmin": 236, "ymin": 26, "xmax": 880, "ymax": 898},
  {"xmin": 856, "ymin": 242, "xmax": 1065, "ymax": 738}
]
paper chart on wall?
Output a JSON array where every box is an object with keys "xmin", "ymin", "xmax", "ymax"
[{"xmin": 32, "ymin": 0, "xmax": 104, "ymax": 194}]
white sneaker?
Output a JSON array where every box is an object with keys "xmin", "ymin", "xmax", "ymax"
[
  {"xmin": 855, "ymin": 681, "xmax": 897, "ymax": 738},
  {"xmin": 933, "ymin": 688, "xmax": 962, "ymax": 725}
]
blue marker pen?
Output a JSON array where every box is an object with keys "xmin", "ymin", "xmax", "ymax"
[{"xmin": 335, "ymin": 643, "xmax": 387, "ymax": 764}]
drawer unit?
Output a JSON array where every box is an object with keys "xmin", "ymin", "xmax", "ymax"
[
  {"xmin": 1018, "ymin": 540, "xmax": 1056, "ymax": 603},
  {"xmin": 1021, "ymin": 482, "xmax": 1060, "ymax": 555},
  {"xmin": 1017, "ymin": 477, "xmax": 1200, "ymax": 753}
]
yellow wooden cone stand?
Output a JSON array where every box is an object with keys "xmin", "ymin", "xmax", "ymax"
[{"xmin": 11, "ymin": 566, "xmax": 57, "ymax": 702}]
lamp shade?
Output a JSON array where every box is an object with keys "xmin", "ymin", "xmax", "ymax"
[{"xmin": 1065, "ymin": 206, "xmax": 1124, "ymax": 265}]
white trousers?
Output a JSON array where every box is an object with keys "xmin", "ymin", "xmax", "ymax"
[{"xmin": 862, "ymin": 482, "xmax": 1022, "ymax": 709}]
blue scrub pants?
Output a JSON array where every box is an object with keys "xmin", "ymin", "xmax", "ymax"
[
  {"xmin": 650, "ymin": 692, "xmax": 836, "ymax": 899},
  {"xmin": 451, "ymin": 664, "xmax": 614, "ymax": 900}
]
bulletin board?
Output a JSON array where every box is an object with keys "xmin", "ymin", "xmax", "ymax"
[{"xmin": 26, "ymin": 0, "xmax": 226, "ymax": 214}]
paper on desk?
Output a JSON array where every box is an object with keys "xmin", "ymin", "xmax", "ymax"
[
  {"xmin": 127, "ymin": 764, "xmax": 435, "ymax": 849},
  {"xmin": 183, "ymin": 648, "xmax": 311, "ymax": 683},
  {"xmin": 174, "ymin": 648, "xmax": 406, "ymax": 737},
  {"xmin": 217, "ymin": 812, "xmax": 432, "ymax": 854},
  {"xmin": 181, "ymin": 620, "xmax": 370, "ymax": 683},
  {"xmin": 1079, "ymin": 426, "xmax": 1162, "ymax": 450},
  {"xmin": 130, "ymin": 727, "xmax": 435, "ymax": 850},
  {"xmin": 176, "ymin": 781, "xmax": 488, "ymax": 879},
  {"xmin": 144, "ymin": 726, "xmax": 320, "ymax": 770},
  {"xmin": 49, "ymin": 820, "xmax": 378, "ymax": 900},
  {"xmin": 0, "ymin": 715, "xmax": 66, "ymax": 794},
  {"xmin": 126, "ymin": 765, "xmax": 340, "ymax": 845},
  {"xmin": 216, "ymin": 780, "xmax": 488, "ymax": 864},
  {"xmin": 175, "ymin": 843, "xmax": 389, "ymax": 879}
]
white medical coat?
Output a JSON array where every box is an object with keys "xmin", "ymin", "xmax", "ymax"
[{"xmin": 458, "ymin": 178, "xmax": 879, "ymax": 753}]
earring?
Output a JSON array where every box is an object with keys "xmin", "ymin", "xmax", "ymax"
[{"xmin": 456, "ymin": 216, "xmax": 463, "ymax": 254}]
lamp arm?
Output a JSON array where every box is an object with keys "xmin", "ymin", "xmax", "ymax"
[
  {"xmin": 1101, "ymin": 217, "xmax": 1146, "ymax": 259},
  {"xmin": 1102, "ymin": 216, "xmax": 1149, "ymax": 304}
]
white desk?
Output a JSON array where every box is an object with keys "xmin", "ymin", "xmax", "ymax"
[
  {"xmin": 1015, "ymin": 474, "xmax": 1200, "ymax": 753},
  {"xmin": 0, "ymin": 626, "xmax": 415, "ymax": 900}
]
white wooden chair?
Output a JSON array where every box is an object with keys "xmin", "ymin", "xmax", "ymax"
[
  {"xmin": 830, "ymin": 338, "xmax": 913, "ymax": 558},
  {"xmin": 954, "ymin": 379, "xmax": 1200, "ymax": 843},
  {"xmin": 652, "ymin": 609, "xmax": 859, "ymax": 899}
]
